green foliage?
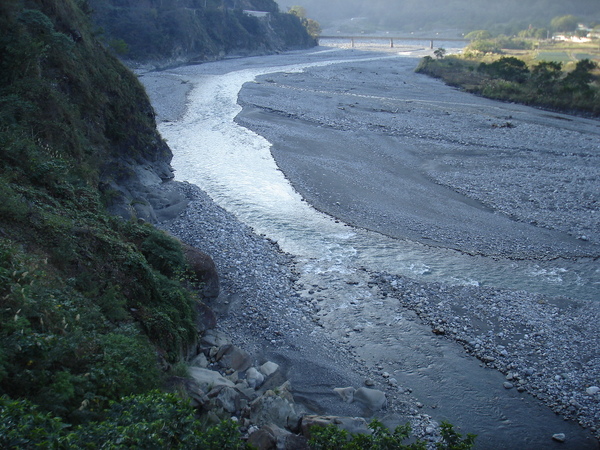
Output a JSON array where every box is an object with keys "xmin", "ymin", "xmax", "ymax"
[
  {"xmin": 87, "ymin": 0, "xmax": 315, "ymax": 62},
  {"xmin": 1, "ymin": 393, "xmax": 249, "ymax": 449},
  {"xmin": 0, "ymin": 0, "xmax": 199, "ymax": 426},
  {"xmin": 465, "ymin": 30, "xmax": 491, "ymax": 40},
  {"xmin": 308, "ymin": 419, "xmax": 475, "ymax": 450},
  {"xmin": 416, "ymin": 53, "xmax": 600, "ymax": 115},
  {"xmin": 478, "ymin": 57, "xmax": 530, "ymax": 83},
  {"xmin": 434, "ymin": 48, "xmax": 446, "ymax": 60},
  {"xmin": 551, "ymin": 15, "xmax": 579, "ymax": 32}
]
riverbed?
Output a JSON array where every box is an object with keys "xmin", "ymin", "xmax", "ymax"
[{"xmin": 140, "ymin": 47, "xmax": 600, "ymax": 448}]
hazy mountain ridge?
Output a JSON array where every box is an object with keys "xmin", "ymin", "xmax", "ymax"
[{"xmin": 278, "ymin": 0, "xmax": 599, "ymax": 33}]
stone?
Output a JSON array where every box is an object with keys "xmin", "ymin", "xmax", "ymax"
[
  {"xmin": 216, "ymin": 344, "xmax": 252, "ymax": 372},
  {"xmin": 200, "ymin": 330, "xmax": 230, "ymax": 350},
  {"xmin": 353, "ymin": 387, "xmax": 387, "ymax": 411},
  {"xmin": 248, "ymin": 424, "xmax": 309, "ymax": 450},
  {"xmin": 333, "ymin": 387, "xmax": 355, "ymax": 403},
  {"xmin": 259, "ymin": 361, "xmax": 280, "ymax": 378},
  {"xmin": 190, "ymin": 352, "xmax": 209, "ymax": 368},
  {"xmin": 364, "ymin": 378, "xmax": 375, "ymax": 386},
  {"xmin": 247, "ymin": 367, "xmax": 265, "ymax": 389},
  {"xmin": 183, "ymin": 244, "xmax": 220, "ymax": 299},
  {"xmin": 194, "ymin": 301, "xmax": 217, "ymax": 333},
  {"xmin": 249, "ymin": 383, "xmax": 304, "ymax": 432},
  {"xmin": 585, "ymin": 386, "xmax": 599, "ymax": 395},
  {"xmin": 208, "ymin": 386, "xmax": 241, "ymax": 413},
  {"xmin": 503, "ymin": 382, "xmax": 514, "ymax": 389},
  {"xmin": 189, "ymin": 367, "xmax": 235, "ymax": 391},
  {"xmin": 552, "ymin": 433, "xmax": 566, "ymax": 443},
  {"xmin": 301, "ymin": 415, "xmax": 370, "ymax": 440}
]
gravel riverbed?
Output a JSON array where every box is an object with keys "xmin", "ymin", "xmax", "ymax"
[{"xmin": 141, "ymin": 48, "xmax": 600, "ymax": 448}]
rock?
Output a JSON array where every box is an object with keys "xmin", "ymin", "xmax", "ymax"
[
  {"xmin": 552, "ymin": 433, "xmax": 566, "ymax": 442},
  {"xmin": 260, "ymin": 361, "xmax": 280, "ymax": 378},
  {"xmin": 364, "ymin": 379, "xmax": 375, "ymax": 386},
  {"xmin": 333, "ymin": 387, "xmax": 355, "ymax": 403},
  {"xmin": 247, "ymin": 367, "xmax": 265, "ymax": 389},
  {"xmin": 190, "ymin": 352, "xmax": 209, "ymax": 368},
  {"xmin": 585, "ymin": 386, "xmax": 599, "ymax": 395},
  {"xmin": 189, "ymin": 367, "xmax": 235, "ymax": 391},
  {"xmin": 183, "ymin": 244, "xmax": 220, "ymax": 299},
  {"xmin": 208, "ymin": 385, "xmax": 242, "ymax": 413},
  {"xmin": 248, "ymin": 424, "xmax": 309, "ymax": 450},
  {"xmin": 216, "ymin": 344, "xmax": 252, "ymax": 372},
  {"xmin": 249, "ymin": 383, "xmax": 303, "ymax": 432},
  {"xmin": 503, "ymin": 382, "xmax": 514, "ymax": 389},
  {"xmin": 301, "ymin": 415, "xmax": 370, "ymax": 439},
  {"xmin": 353, "ymin": 387, "xmax": 387, "ymax": 411},
  {"xmin": 200, "ymin": 330, "xmax": 231, "ymax": 351},
  {"xmin": 194, "ymin": 301, "xmax": 217, "ymax": 333}
]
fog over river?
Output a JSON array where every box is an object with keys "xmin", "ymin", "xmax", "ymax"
[{"xmin": 141, "ymin": 46, "xmax": 600, "ymax": 448}]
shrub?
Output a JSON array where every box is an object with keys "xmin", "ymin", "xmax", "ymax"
[{"xmin": 308, "ymin": 418, "xmax": 475, "ymax": 450}]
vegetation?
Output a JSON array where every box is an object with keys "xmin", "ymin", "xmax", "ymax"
[
  {"xmin": 0, "ymin": 0, "xmax": 202, "ymax": 432},
  {"xmin": 416, "ymin": 54, "xmax": 599, "ymax": 115},
  {"xmin": 309, "ymin": 419, "xmax": 476, "ymax": 450},
  {"xmin": 416, "ymin": 14, "xmax": 600, "ymax": 116},
  {"xmin": 1, "ymin": 392, "xmax": 249, "ymax": 448},
  {"xmin": 289, "ymin": 5, "xmax": 322, "ymax": 39},
  {"xmin": 87, "ymin": 0, "xmax": 317, "ymax": 61}
]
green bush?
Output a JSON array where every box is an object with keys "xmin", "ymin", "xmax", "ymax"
[
  {"xmin": 1, "ymin": 393, "xmax": 250, "ymax": 449},
  {"xmin": 309, "ymin": 419, "xmax": 475, "ymax": 450}
]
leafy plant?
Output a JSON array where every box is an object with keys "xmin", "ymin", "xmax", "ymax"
[{"xmin": 308, "ymin": 418, "xmax": 475, "ymax": 450}]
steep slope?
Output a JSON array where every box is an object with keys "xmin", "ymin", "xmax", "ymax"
[
  {"xmin": 88, "ymin": 0, "xmax": 316, "ymax": 63},
  {"xmin": 0, "ymin": 0, "xmax": 200, "ymax": 421}
]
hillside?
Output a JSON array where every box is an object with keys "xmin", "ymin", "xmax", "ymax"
[
  {"xmin": 88, "ymin": 0, "xmax": 316, "ymax": 63},
  {"xmin": 284, "ymin": 0, "xmax": 599, "ymax": 34},
  {"xmin": 0, "ymin": 0, "xmax": 210, "ymax": 428}
]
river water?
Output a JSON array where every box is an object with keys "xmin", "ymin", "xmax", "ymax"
[
  {"xmin": 159, "ymin": 49, "xmax": 598, "ymax": 302},
  {"xmin": 153, "ymin": 48, "xmax": 599, "ymax": 448}
]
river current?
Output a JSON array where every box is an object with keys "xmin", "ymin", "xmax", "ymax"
[
  {"xmin": 151, "ymin": 47, "xmax": 600, "ymax": 447},
  {"xmin": 159, "ymin": 49, "xmax": 598, "ymax": 302}
]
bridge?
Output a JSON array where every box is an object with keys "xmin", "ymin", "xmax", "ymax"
[{"xmin": 318, "ymin": 35, "xmax": 471, "ymax": 49}]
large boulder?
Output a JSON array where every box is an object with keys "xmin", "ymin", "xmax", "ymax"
[
  {"xmin": 216, "ymin": 344, "xmax": 252, "ymax": 372},
  {"xmin": 183, "ymin": 244, "xmax": 219, "ymax": 299},
  {"xmin": 248, "ymin": 424, "xmax": 309, "ymax": 450},
  {"xmin": 189, "ymin": 367, "xmax": 235, "ymax": 391},
  {"xmin": 249, "ymin": 382, "xmax": 304, "ymax": 432},
  {"xmin": 353, "ymin": 387, "xmax": 387, "ymax": 411}
]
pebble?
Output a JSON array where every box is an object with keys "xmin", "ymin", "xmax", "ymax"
[
  {"xmin": 586, "ymin": 386, "xmax": 599, "ymax": 395},
  {"xmin": 552, "ymin": 433, "xmax": 566, "ymax": 443}
]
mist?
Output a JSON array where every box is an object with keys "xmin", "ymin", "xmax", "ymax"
[{"xmin": 275, "ymin": 0, "xmax": 600, "ymax": 34}]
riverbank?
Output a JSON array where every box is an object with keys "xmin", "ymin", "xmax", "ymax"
[{"xmin": 140, "ymin": 48, "xmax": 600, "ymax": 448}]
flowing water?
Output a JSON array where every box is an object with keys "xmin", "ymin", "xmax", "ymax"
[
  {"xmin": 154, "ymin": 49, "xmax": 599, "ymax": 448},
  {"xmin": 159, "ymin": 50, "xmax": 598, "ymax": 302}
]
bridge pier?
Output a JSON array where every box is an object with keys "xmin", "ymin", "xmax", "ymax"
[
  {"xmin": 430, "ymin": 40, "xmax": 434, "ymax": 49},
  {"xmin": 351, "ymin": 38, "xmax": 354, "ymax": 48},
  {"xmin": 390, "ymin": 38, "xmax": 394, "ymax": 48}
]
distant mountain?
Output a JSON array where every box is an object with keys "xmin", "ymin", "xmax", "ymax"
[
  {"xmin": 277, "ymin": 0, "xmax": 599, "ymax": 33},
  {"xmin": 88, "ymin": 0, "xmax": 316, "ymax": 63}
]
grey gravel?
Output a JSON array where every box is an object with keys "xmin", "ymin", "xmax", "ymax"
[{"xmin": 141, "ymin": 48, "xmax": 600, "ymax": 448}]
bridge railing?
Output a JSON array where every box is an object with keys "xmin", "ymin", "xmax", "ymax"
[{"xmin": 318, "ymin": 35, "xmax": 470, "ymax": 49}]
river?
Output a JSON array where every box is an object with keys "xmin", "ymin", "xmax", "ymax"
[{"xmin": 144, "ymin": 46, "xmax": 599, "ymax": 448}]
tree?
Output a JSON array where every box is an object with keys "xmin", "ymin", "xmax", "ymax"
[
  {"xmin": 550, "ymin": 15, "xmax": 579, "ymax": 33},
  {"xmin": 434, "ymin": 47, "xmax": 446, "ymax": 59},
  {"xmin": 531, "ymin": 60, "xmax": 563, "ymax": 91},
  {"xmin": 288, "ymin": 5, "xmax": 307, "ymax": 19},
  {"xmin": 562, "ymin": 58, "xmax": 597, "ymax": 91},
  {"xmin": 465, "ymin": 30, "xmax": 492, "ymax": 40},
  {"xmin": 478, "ymin": 56, "xmax": 530, "ymax": 83}
]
